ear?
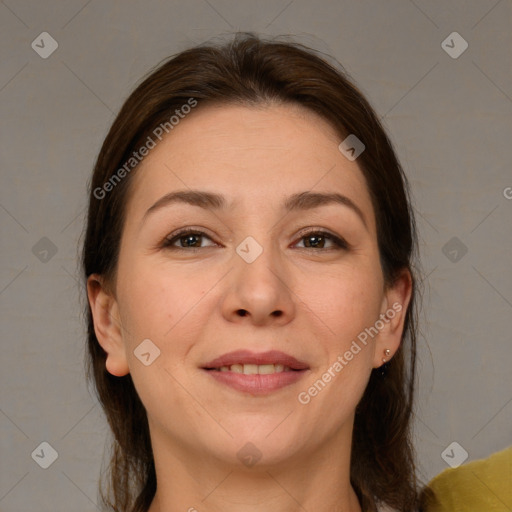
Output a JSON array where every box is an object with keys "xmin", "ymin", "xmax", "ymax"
[
  {"xmin": 87, "ymin": 274, "xmax": 129, "ymax": 377},
  {"xmin": 372, "ymin": 268, "xmax": 413, "ymax": 369}
]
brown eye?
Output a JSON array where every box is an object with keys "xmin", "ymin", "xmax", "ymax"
[
  {"xmin": 295, "ymin": 230, "xmax": 349, "ymax": 251},
  {"xmin": 163, "ymin": 230, "xmax": 216, "ymax": 250},
  {"xmin": 303, "ymin": 233, "xmax": 326, "ymax": 248}
]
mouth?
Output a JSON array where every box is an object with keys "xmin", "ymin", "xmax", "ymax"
[
  {"xmin": 202, "ymin": 349, "xmax": 309, "ymax": 372},
  {"xmin": 205, "ymin": 363, "xmax": 298, "ymax": 374},
  {"xmin": 201, "ymin": 350, "xmax": 310, "ymax": 395}
]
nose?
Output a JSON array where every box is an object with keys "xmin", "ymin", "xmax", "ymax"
[{"xmin": 221, "ymin": 241, "xmax": 296, "ymax": 327}]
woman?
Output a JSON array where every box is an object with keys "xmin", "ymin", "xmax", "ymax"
[{"xmin": 83, "ymin": 32, "xmax": 430, "ymax": 512}]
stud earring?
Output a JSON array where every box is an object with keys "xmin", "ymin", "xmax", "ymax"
[
  {"xmin": 379, "ymin": 349, "xmax": 391, "ymax": 377},
  {"xmin": 382, "ymin": 348, "xmax": 391, "ymax": 363}
]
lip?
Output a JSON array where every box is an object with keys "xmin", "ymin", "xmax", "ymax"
[
  {"xmin": 202, "ymin": 350, "xmax": 310, "ymax": 370},
  {"xmin": 201, "ymin": 350, "xmax": 310, "ymax": 396},
  {"xmin": 204, "ymin": 369, "xmax": 308, "ymax": 395}
]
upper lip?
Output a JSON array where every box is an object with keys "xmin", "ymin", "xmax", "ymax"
[{"xmin": 202, "ymin": 350, "xmax": 309, "ymax": 370}]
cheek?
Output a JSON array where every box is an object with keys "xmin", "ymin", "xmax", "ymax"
[
  {"xmin": 296, "ymin": 271, "xmax": 380, "ymax": 427},
  {"xmin": 297, "ymin": 264, "xmax": 384, "ymax": 339},
  {"xmin": 115, "ymin": 264, "xmax": 205, "ymax": 414},
  {"xmin": 117, "ymin": 259, "xmax": 204, "ymax": 341}
]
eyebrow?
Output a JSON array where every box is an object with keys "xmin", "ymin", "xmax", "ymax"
[
  {"xmin": 142, "ymin": 189, "xmax": 368, "ymax": 229},
  {"xmin": 284, "ymin": 191, "xmax": 367, "ymax": 229}
]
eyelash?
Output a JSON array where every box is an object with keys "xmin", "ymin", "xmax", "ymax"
[{"xmin": 162, "ymin": 228, "xmax": 349, "ymax": 252}]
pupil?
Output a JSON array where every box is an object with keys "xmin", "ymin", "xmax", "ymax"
[
  {"xmin": 306, "ymin": 235, "xmax": 324, "ymax": 248},
  {"xmin": 183, "ymin": 235, "xmax": 200, "ymax": 247}
]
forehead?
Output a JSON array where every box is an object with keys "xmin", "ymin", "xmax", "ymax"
[{"xmin": 126, "ymin": 102, "xmax": 375, "ymax": 227}]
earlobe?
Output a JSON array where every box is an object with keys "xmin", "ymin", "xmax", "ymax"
[
  {"xmin": 373, "ymin": 269, "xmax": 413, "ymax": 368},
  {"xmin": 87, "ymin": 274, "xmax": 130, "ymax": 377}
]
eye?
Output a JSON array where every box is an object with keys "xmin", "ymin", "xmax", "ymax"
[
  {"xmin": 293, "ymin": 230, "xmax": 349, "ymax": 251},
  {"xmin": 162, "ymin": 229, "xmax": 217, "ymax": 250},
  {"xmin": 161, "ymin": 228, "xmax": 349, "ymax": 252}
]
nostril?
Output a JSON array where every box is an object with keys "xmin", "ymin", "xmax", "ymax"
[{"xmin": 236, "ymin": 310, "xmax": 283, "ymax": 317}]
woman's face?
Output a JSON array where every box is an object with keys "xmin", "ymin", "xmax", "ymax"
[{"xmin": 89, "ymin": 103, "xmax": 409, "ymax": 469}]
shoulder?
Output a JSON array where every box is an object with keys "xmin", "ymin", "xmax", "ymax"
[{"xmin": 422, "ymin": 445, "xmax": 512, "ymax": 511}]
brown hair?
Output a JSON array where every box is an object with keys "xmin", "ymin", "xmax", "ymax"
[{"xmin": 83, "ymin": 32, "xmax": 427, "ymax": 511}]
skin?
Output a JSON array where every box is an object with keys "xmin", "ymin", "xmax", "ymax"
[{"xmin": 87, "ymin": 102, "xmax": 412, "ymax": 512}]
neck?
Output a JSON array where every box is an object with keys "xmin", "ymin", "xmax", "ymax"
[{"xmin": 146, "ymin": 423, "xmax": 362, "ymax": 512}]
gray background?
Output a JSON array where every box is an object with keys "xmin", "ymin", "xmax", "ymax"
[{"xmin": 1, "ymin": 1, "xmax": 511, "ymax": 510}]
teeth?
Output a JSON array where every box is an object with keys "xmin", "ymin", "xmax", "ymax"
[
  {"xmin": 243, "ymin": 364, "xmax": 258, "ymax": 375},
  {"xmin": 258, "ymin": 364, "xmax": 276, "ymax": 374},
  {"xmin": 216, "ymin": 363, "xmax": 291, "ymax": 374},
  {"xmin": 230, "ymin": 364, "xmax": 244, "ymax": 373}
]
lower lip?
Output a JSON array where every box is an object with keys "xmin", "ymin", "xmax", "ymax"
[{"xmin": 203, "ymin": 369, "xmax": 308, "ymax": 395}]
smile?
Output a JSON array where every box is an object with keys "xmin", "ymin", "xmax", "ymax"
[
  {"xmin": 209, "ymin": 363, "xmax": 295, "ymax": 374},
  {"xmin": 201, "ymin": 349, "xmax": 310, "ymax": 395}
]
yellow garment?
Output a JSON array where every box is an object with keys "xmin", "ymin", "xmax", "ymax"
[{"xmin": 424, "ymin": 446, "xmax": 512, "ymax": 511}]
